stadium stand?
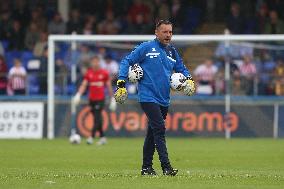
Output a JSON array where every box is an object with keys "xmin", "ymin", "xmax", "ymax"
[{"xmin": 0, "ymin": 0, "xmax": 284, "ymax": 96}]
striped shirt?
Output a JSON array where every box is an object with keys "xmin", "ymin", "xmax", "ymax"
[
  {"xmin": 194, "ymin": 64, "xmax": 218, "ymax": 82},
  {"xmin": 8, "ymin": 66, "xmax": 27, "ymax": 90},
  {"xmin": 239, "ymin": 63, "xmax": 256, "ymax": 77}
]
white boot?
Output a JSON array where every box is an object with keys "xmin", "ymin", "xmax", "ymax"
[
  {"xmin": 97, "ymin": 137, "xmax": 107, "ymax": 145},
  {"xmin": 86, "ymin": 137, "xmax": 93, "ymax": 145}
]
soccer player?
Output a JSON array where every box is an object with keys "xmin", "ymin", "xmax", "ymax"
[
  {"xmin": 73, "ymin": 55, "xmax": 116, "ymax": 145},
  {"xmin": 114, "ymin": 20, "xmax": 195, "ymax": 176}
]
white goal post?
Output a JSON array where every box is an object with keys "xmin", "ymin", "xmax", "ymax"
[{"xmin": 47, "ymin": 34, "xmax": 284, "ymax": 139}]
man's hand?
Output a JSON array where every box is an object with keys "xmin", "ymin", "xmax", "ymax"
[
  {"xmin": 183, "ymin": 77, "xmax": 195, "ymax": 96},
  {"xmin": 72, "ymin": 93, "xmax": 81, "ymax": 105},
  {"xmin": 109, "ymin": 97, "xmax": 117, "ymax": 111},
  {"xmin": 114, "ymin": 80, "xmax": 128, "ymax": 104}
]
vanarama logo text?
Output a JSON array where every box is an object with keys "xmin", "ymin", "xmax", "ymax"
[{"xmin": 77, "ymin": 106, "xmax": 238, "ymax": 137}]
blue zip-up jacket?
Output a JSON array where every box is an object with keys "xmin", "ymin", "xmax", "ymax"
[{"xmin": 118, "ymin": 38, "xmax": 191, "ymax": 106}]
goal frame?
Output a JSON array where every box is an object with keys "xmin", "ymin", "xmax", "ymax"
[{"xmin": 48, "ymin": 34, "xmax": 284, "ymax": 139}]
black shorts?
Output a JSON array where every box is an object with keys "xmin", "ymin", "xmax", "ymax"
[{"xmin": 89, "ymin": 100, "xmax": 105, "ymax": 111}]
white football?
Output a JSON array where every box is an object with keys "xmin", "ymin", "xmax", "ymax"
[
  {"xmin": 170, "ymin": 73, "xmax": 187, "ymax": 91},
  {"xmin": 128, "ymin": 64, "xmax": 143, "ymax": 83},
  {"xmin": 69, "ymin": 134, "xmax": 81, "ymax": 144}
]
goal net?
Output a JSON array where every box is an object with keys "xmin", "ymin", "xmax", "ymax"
[{"xmin": 47, "ymin": 34, "xmax": 284, "ymax": 139}]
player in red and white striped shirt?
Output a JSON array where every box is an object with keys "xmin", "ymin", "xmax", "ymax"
[{"xmin": 8, "ymin": 59, "xmax": 27, "ymax": 95}]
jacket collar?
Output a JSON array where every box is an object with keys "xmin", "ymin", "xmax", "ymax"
[{"xmin": 155, "ymin": 38, "xmax": 169, "ymax": 48}]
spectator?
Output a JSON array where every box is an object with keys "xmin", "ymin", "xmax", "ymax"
[
  {"xmin": 170, "ymin": 0, "xmax": 184, "ymax": 33},
  {"xmin": 97, "ymin": 47, "xmax": 107, "ymax": 60},
  {"xmin": 38, "ymin": 46, "xmax": 48, "ymax": 94},
  {"xmin": 226, "ymin": 2, "xmax": 245, "ymax": 34},
  {"xmin": 214, "ymin": 57, "xmax": 243, "ymax": 95},
  {"xmin": 171, "ymin": 0, "xmax": 181, "ymax": 18},
  {"xmin": 85, "ymin": 14, "xmax": 97, "ymax": 26},
  {"xmin": 24, "ymin": 22, "xmax": 40, "ymax": 51},
  {"xmin": 100, "ymin": 54, "xmax": 119, "ymax": 86},
  {"xmin": 48, "ymin": 12, "xmax": 66, "ymax": 34},
  {"xmin": 230, "ymin": 67, "xmax": 244, "ymax": 95},
  {"xmin": 55, "ymin": 58, "xmax": 68, "ymax": 94},
  {"xmin": 244, "ymin": 9, "xmax": 259, "ymax": 34},
  {"xmin": 266, "ymin": 0, "xmax": 284, "ymax": 20},
  {"xmin": 96, "ymin": 46, "xmax": 108, "ymax": 67},
  {"xmin": 127, "ymin": 0, "xmax": 150, "ymax": 24},
  {"xmin": 12, "ymin": 0, "xmax": 30, "ymax": 27},
  {"xmin": 0, "ymin": 9, "xmax": 12, "ymax": 40},
  {"xmin": 67, "ymin": 9, "xmax": 82, "ymax": 34},
  {"xmin": 30, "ymin": 8, "xmax": 47, "ymax": 32},
  {"xmin": 77, "ymin": 44, "xmax": 94, "ymax": 75},
  {"xmin": 82, "ymin": 20, "xmax": 95, "ymax": 35},
  {"xmin": 0, "ymin": 55, "xmax": 7, "ymax": 95},
  {"xmin": 128, "ymin": 13, "xmax": 152, "ymax": 34},
  {"xmin": 33, "ymin": 31, "xmax": 48, "ymax": 57},
  {"xmin": 256, "ymin": 3, "xmax": 269, "ymax": 34},
  {"xmin": 156, "ymin": 2, "xmax": 170, "ymax": 20},
  {"xmin": 214, "ymin": 67, "xmax": 225, "ymax": 95},
  {"xmin": 229, "ymin": 59, "xmax": 244, "ymax": 95},
  {"xmin": 81, "ymin": 14, "xmax": 97, "ymax": 34},
  {"xmin": 8, "ymin": 58, "xmax": 27, "ymax": 95},
  {"xmin": 193, "ymin": 59, "xmax": 218, "ymax": 95},
  {"xmin": 275, "ymin": 77, "xmax": 284, "ymax": 95},
  {"xmin": 274, "ymin": 58, "xmax": 284, "ymax": 95},
  {"xmin": 264, "ymin": 10, "xmax": 284, "ymax": 34},
  {"xmin": 97, "ymin": 10, "xmax": 120, "ymax": 34},
  {"xmin": 239, "ymin": 55, "xmax": 257, "ymax": 95},
  {"xmin": 274, "ymin": 58, "xmax": 284, "ymax": 78},
  {"xmin": 8, "ymin": 20, "xmax": 25, "ymax": 50},
  {"xmin": 256, "ymin": 51, "xmax": 276, "ymax": 95}
]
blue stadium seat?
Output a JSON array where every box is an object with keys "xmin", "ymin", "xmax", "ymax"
[
  {"xmin": 5, "ymin": 52, "xmax": 15, "ymax": 69},
  {"xmin": 5, "ymin": 51, "xmax": 23, "ymax": 69},
  {"xmin": 1, "ymin": 40, "xmax": 9, "ymax": 51},
  {"xmin": 10, "ymin": 50, "xmax": 22, "ymax": 58},
  {"xmin": 27, "ymin": 74, "xmax": 39, "ymax": 94},
  {"xmin": 21, "ymin": 51, "xmax": 34, "ymax": 68}
]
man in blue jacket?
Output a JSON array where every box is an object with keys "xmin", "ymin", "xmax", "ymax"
[{"xmin": 114, "ymin": 20, "xmax": 195, "ymax": 176}]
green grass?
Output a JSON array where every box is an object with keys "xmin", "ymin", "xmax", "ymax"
[{"xmin": 0, "ymin": 138, "xmax": 284, "ymax": 189}]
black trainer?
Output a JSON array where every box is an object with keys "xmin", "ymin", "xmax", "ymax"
[
  {"xmin": 141, "ymin": 167, "xmax": 157, "ymax": 176},
  {"xmin": 163, "ymin": 166, "xmax": 178, "ymax": 176}
]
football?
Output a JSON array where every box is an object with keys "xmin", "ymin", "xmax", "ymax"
[
  {"xmin": 170, "ymin": 73, "xmax": 187, "ymax": 91},
  {"xmin": 69, "ymin": 133, "xmax": 81, "ymax": 144},
  {"xmin": 128, "ymin": 64, "xmax": 143, "ymax": 83}
]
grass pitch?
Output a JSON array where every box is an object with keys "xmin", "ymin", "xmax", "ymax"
[{"xmin": 0, "ymin": 138, "xmax": 284, "ymax": 189}]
